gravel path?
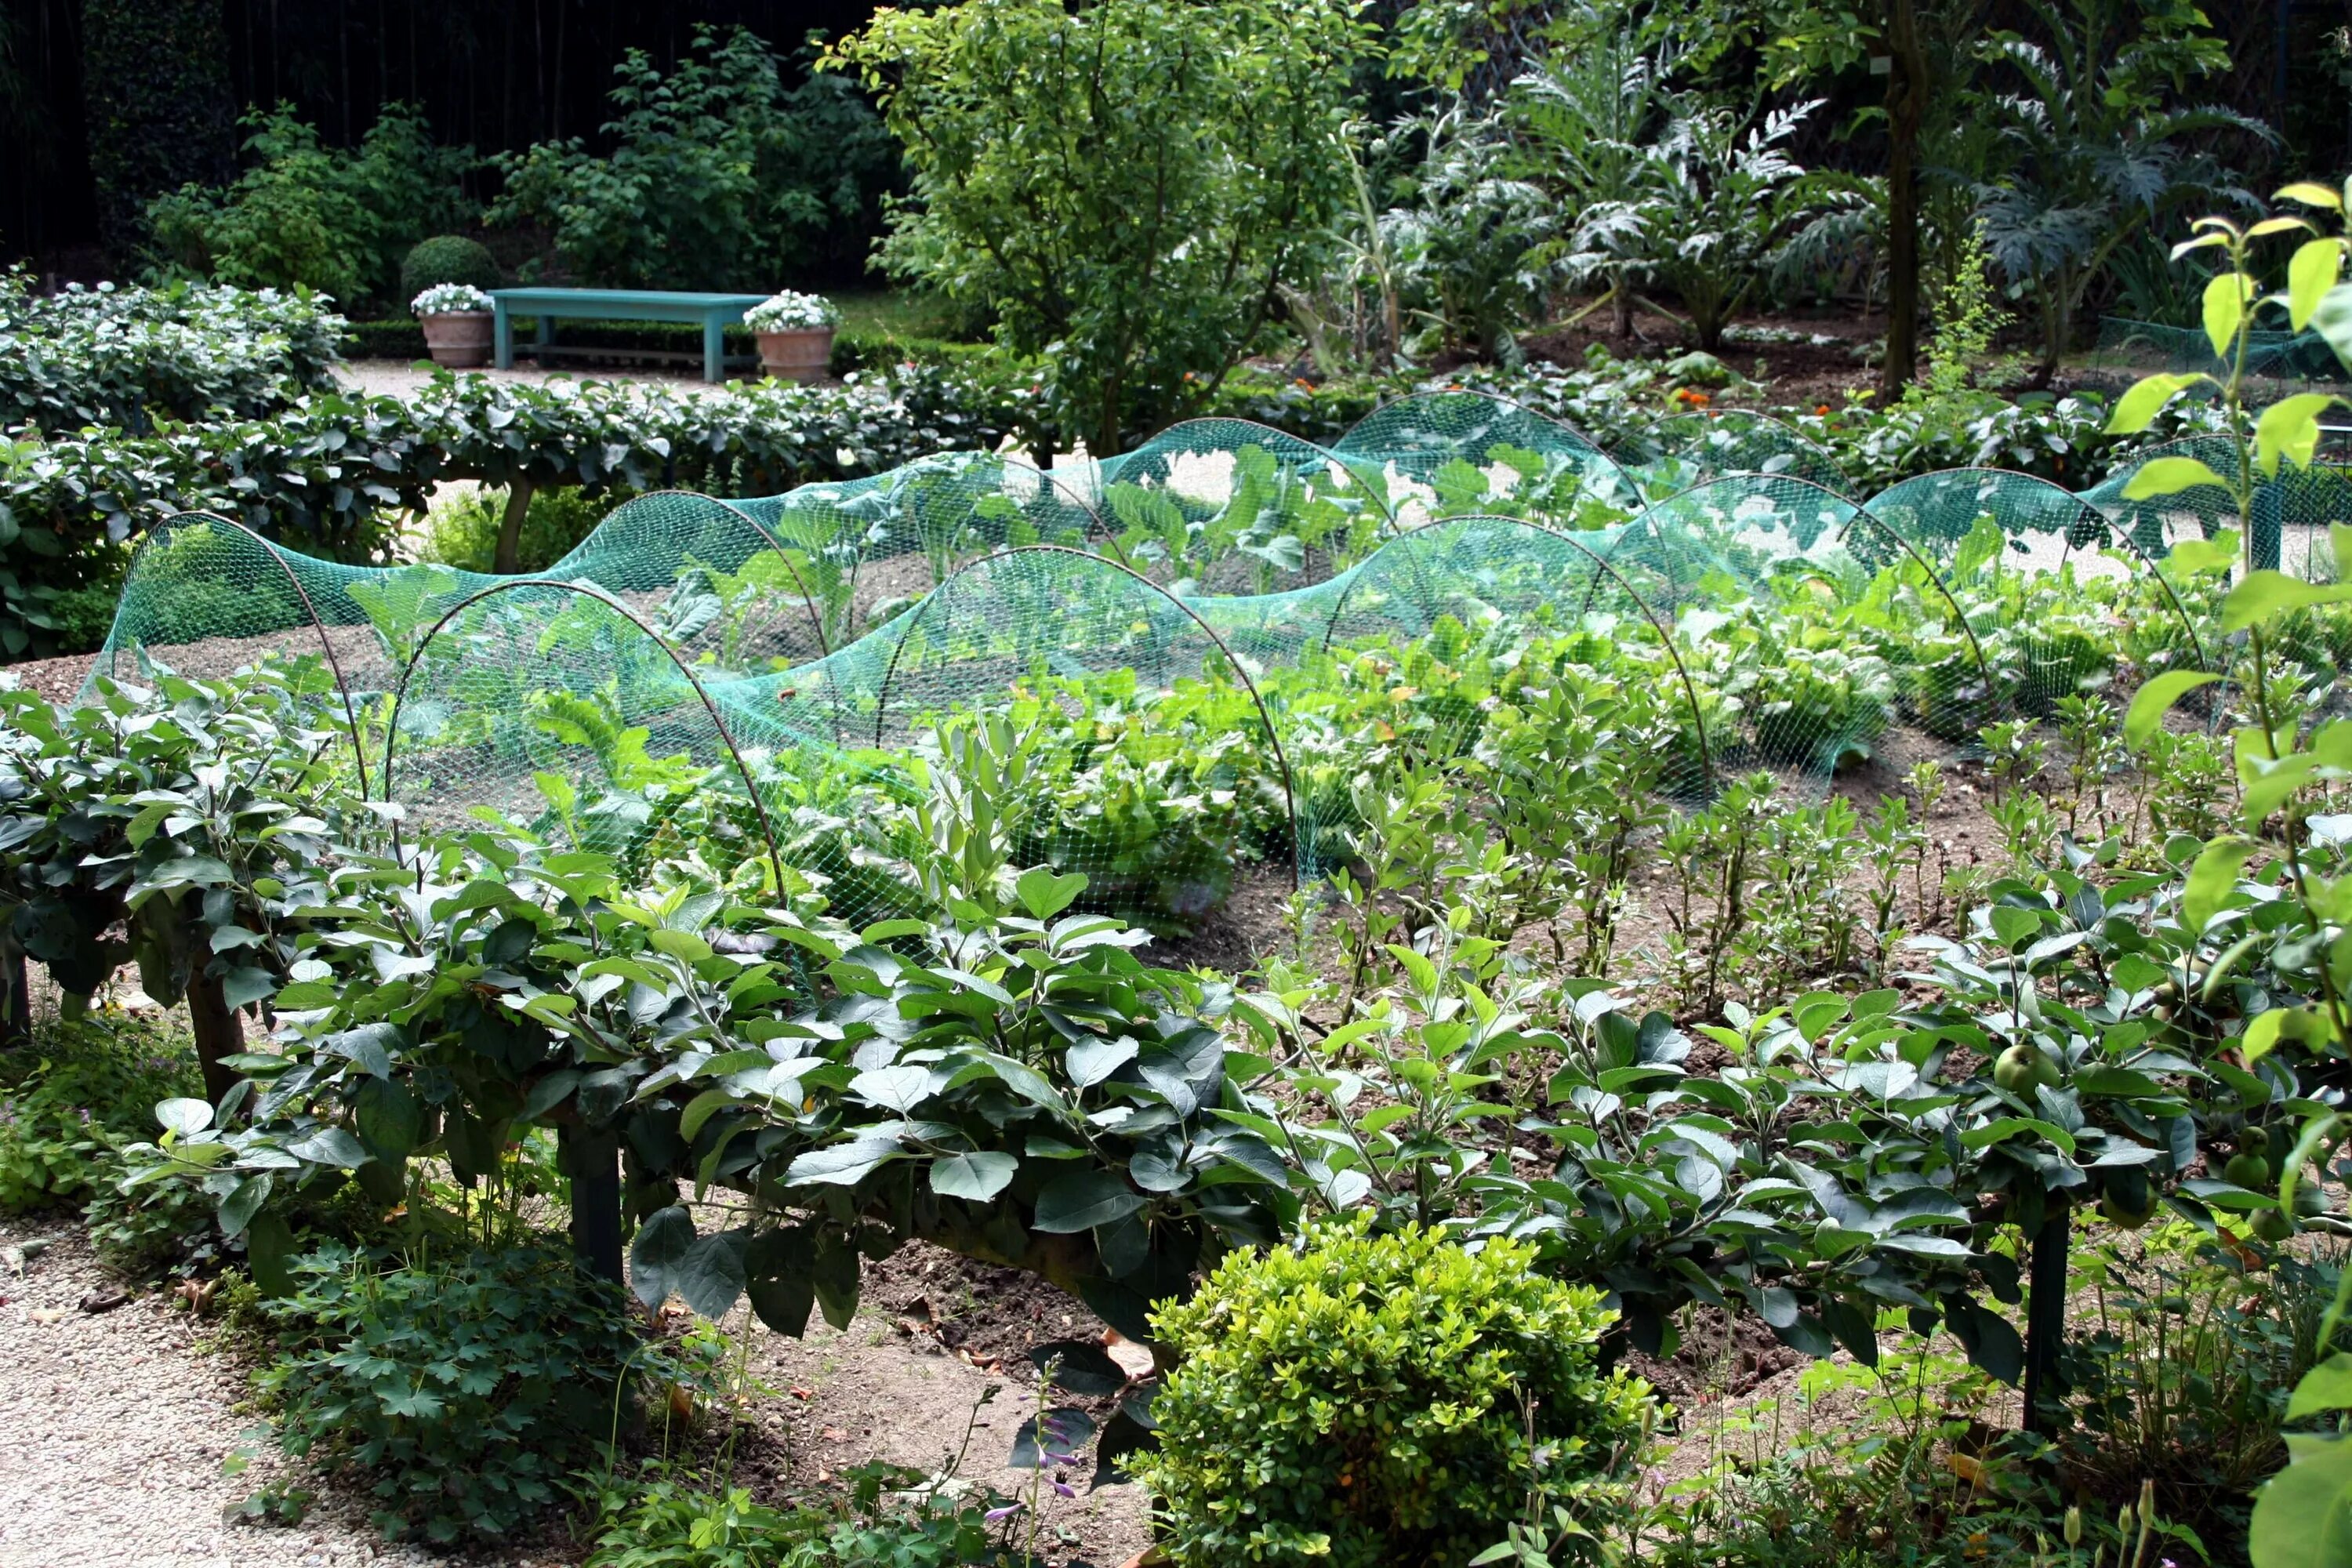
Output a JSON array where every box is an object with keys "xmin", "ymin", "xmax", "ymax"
[{"xmin": 0, "ymin": 1218, "xmax": 540, "ymax": 1568}]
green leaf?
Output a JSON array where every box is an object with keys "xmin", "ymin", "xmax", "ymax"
[
  {"xmin": 353, "ymin": 1077, "xmax": 420, "ymax": 1159},
  {"xmin": 220, "ymin": 966, "xmax": 278, "ymax": 1011},
  {"xmin": 1033, "ymin": 1170, "xmax": 1145, "ymax": 1233},
  {"xmin": 2107, "ymin": 372, "xmax": 2205, "ymax": 434},
  {"xmin": 2288, "ymin": 1353, "xmax": 2352, "ymax": 1420},
  {"xmin": 1029, "ymin": 1338, "xmax": 1130, "ymax": 1396},
  {"xmin": 675, "ymin": 1229, "xmax": 750, "ymax": 1319},
  {"xmin": 2290, "ymin": 238, "xmax": 2345, "ymax": 330},
  {"xmin": 784, "ymin": 1139, "xmax": 903, "ymax": 1187},
  {"xmin": 2257, "ymin": 394, "xmax": 2342, "ymax": 478},
  {"xmin": 1959, "ymin": 1116, "xmax": 2078, "ymax": 1154},
  {"xmin": 2185, "ymin": 837, "xmax": 2258, "ymax": 935},
  {"xmin": 1016, "ymin": 866, "xmax": 1089, "ymax": 920},
  {"xmin": 2249, "ymin": 1432, "xmax": 2352, "ymax": 1568},
  {"xmin": 246, "ymin": 1212, "xmax": 295, "ymax": 1298},
  {"xmin": 220, "ymin": 1174, "xmax": 270, "ymax": 1239},
  {"xmin": 629, "ymin": 1205, "xmax": 695, "ymax": 1309},
  {"xmin": 647, "ymin": 928, "xmax": 712, "ymax": 963},
  {"xmin": 2205, "ymin": 271, "xmax": 2254, "ymax": 362},
  {"xmin": 286, "ymin": 1127, "xmax": 368, "ymax": 1168},
  {"xmin": 2278, "ymin": 181, "xmax": 2347, "ymax": 212},
  {"xmin": 1066, "ymin": 1037, "xmax": 1138, "ymax": 1089},
  {"xmin": 2315, "ymin": 283, "xmax": 2352, "ymax": 377},
  {"xmin": 931, "ymin": 1150, "xmax": 1018, "ymax": 1202},
  {"xmin": 2224, "ymin": 572, "xmax": 2352, "ymax": 633},
  {"xmin": 850, "ymin": 1064, "xmax": 935, "ymax": 1113},
  {"xmin": 679, "ymin": 1087, "xmax": 741, "ymax": 1143},
  {"xmin": 2125, "ymin": 671, "xmax": 2220, "ymax": 750},
  {"xmin": 154, "ymin": 1097, "xmax": 213, "ymax": 1138},
  {"xmin": 2121, "ymin": 456, "xmax": 2232, "ymax": 501}
]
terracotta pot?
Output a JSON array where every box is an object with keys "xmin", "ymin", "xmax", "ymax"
[
  {"xmin": 758, "ymin": 326, "xmax": 836, "ymax": 383},
  {"xmin": 420, "ymin": 311, "xmax": 493, "ymax": 369}
]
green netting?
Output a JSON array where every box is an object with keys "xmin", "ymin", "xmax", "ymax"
[
  {"xmin": 1087, "ymin": 419, "xmax": 1394, "ymax": 593},
  {"xmin": 2087, "ymin": 317, "xmax": 2352, "ymax": 394},
  {"xmin": 727, "ymin": 452, "xmax": 1105, "ymax": 650},
  {"xmin": 93, "ymin": 387, "xmax": 2348, "ymax": 936},
  {"xmin": 1609, "ymin": 409, "xmax": 1853, "ymax": 498},
  {"xmin": 1332, "ymin": 390, "xmax": 1639, "ymax": 526}
]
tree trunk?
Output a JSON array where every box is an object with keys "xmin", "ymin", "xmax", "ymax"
[
  {"xmin": 492, "ymin": 477, "xmax": 536, "ymax": 575},
  {"xmin": 185, "ymin": 962, "xmax": 244, "ymax": 1106},
  {"xmin": 1880, "ymin": 0, "xmax": 1928, "ymax": 397}
]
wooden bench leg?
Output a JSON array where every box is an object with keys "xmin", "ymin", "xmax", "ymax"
[{"xmin": 703, "ymin": 315, "xmax": 724, "ymax": 383}]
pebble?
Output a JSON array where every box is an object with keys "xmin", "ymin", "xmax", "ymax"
[{"xmin": 0, "ymin": 1220, "xmax": 525, "ymax": 1568}]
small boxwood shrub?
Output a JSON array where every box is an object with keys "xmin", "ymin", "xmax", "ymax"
[
  {"xmin": 261, "ymin": 1241, "xmax": 693, "ymax": 1544},
  {"xmin": 1132, "ymin": 1221, "xmax": 1655, "ymax": 1568},
  {"xmin": 399, "ymin": 234, "xmax": 501, "ymax": 303}
]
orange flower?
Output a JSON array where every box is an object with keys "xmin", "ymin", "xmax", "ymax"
[
  {"xmin": 1814, "ymin": 403, "xmax": 1832, "ymax": 416},
  {"xmin": 1294, "ymin": 377, "xmax": 1315, "ymax": 390},
  {"xmin": 1674, "ymin": 387, "xmax": 1713, "ymax": 408}
]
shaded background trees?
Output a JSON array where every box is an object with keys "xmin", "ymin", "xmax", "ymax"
[{"xmin": 2, "ymin": 0, "xmax": 882, "ymax": 277}]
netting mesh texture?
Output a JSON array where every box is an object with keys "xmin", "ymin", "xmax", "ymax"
[{"xmin": 89, "ymin": 390, "xmax": 2325, "ymax": 933}]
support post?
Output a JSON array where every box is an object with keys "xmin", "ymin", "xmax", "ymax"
[
  {"xmin": 2022, "ymin": 1195, "xmax": 2071, "ymax": 1437},
  {"xmin": 0, "ymin": 934, "xmax": 28, "ymax": 1051},
  {"xmin": 563, "ymin": 1123, "xmax": 626, "ymax": 1286},
  {"xmin": 494, "ymin": 299, "xmax": 514, "ymax": 369},
  {"xmin": 702, "ymin": 314, "xmax": 725, "ymax": 383}
]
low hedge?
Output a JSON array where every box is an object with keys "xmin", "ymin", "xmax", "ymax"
[
  {"xmin": 0, "ymin": 361, "xmax": 1046, "ymax": 655},
  {"xmin": 1, "ymin": 274, "xmax": 344, "ymax": 435}
]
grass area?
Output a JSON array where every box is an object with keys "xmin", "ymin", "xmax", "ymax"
[{"xmin": 829, "ymin": 288, "xmax": 975, "ymax": 341}]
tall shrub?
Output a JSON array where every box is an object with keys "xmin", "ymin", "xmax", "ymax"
[
  {"xmin": 827, "ymin": 0, "xmax": 1371, "ymax": 456},
  {"xmin": 146, "ymin": 102, "xmax": 474, "ymax": 309},
  {"xmin": 79, "ymin": 0, "xmax": 238, "ymax": 263},
  {"xmin": 490, "ymin": 27, "xmax": 895, "ymax": 293}
]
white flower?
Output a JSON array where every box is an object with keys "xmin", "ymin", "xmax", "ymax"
[
  {"xmin": 743, "ymin": 290, "xmax": 840, "ymax": 332},
  {"xmin": 411, "ymin": 283, "xmax": 492, "ymax": 316}
]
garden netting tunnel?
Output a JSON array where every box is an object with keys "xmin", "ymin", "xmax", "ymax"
[{"xmin": 88, "ymin": 390, "xmax": 2294, "ymax": 934}]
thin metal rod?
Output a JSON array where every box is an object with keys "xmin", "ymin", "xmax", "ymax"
[
  {"xmin": 868, "ymin": 543, "xmax": 1301, "ymax": 892},
  {"xmin": 381, "ymin": 578, "xmax": 789, "ymax": 897},
  {"xmin": 109, "ymin": 512, "xmax": 375, "ymax": 800}
]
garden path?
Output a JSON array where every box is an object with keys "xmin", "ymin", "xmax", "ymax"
[{"xmin": 0, "ymin": 1218, "xmax": 480, "ymax": 1568}]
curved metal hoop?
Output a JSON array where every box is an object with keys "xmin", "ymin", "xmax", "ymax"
[
  {"xmin": 1092, "ymin": 415, "xmax": 1403, "ymax": 568},
  {"xmin": 99, "ymin": 510, "xmax": 376, "ymax": 800},
  {"xmin": 1612, "ymin": 408, "xmax": 1853, "ymax": 495},
  {"xmin": 380, "ymin": 578, "xmax": 789, "ymax": 895},
  {"xmin": 1313, "ymin": 511, "xmax": 1716, "ymax": 797},
  {"xmin": 1341, "ymin": 387, "xmax": 1630, "ymax": 485},
  {"xmin": 1586, "ymin": 471, "xmax": 1864, "ymax": 619},
  {"xmin": 867, "ymin": 543, "xmax": 1302, "ymax": 891},
  {"xmin": 1873, "ymin": 466, "xmax": 2212, "ymax": 677}
]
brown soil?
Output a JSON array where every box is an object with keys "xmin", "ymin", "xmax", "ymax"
[
  {"xmin": 1512, "ymin": 304, "xmax": 1884, "ymax": 411},
  {"xmin": 652, "ymin": 1235, "xmax": 1151, "ymax": 1566}
]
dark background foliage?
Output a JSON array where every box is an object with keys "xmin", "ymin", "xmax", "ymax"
[{"xmin": 1, "ymin": 0, "xmax": 884, "ymax": 274}]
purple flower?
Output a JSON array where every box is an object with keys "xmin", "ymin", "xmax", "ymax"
[
  {"xmin": 1052, "ymin": 1481, "xmax": 1076, "ymax": 1499},
  {"xmin": 985, "ymin": 1504, "xmax": 1025, "ymax": 1524}
]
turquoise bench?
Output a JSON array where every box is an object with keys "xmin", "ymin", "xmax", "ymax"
[{"xmin": 490, "ymin": 288, "xmax": 772, "ymax": 383}]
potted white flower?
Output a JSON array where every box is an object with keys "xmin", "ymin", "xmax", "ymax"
[
  {"xmin": 412, "ymin": 283, "xmax": 495, "ymax": 368},
  {"xmin": 744, "ymin": 290, "xmax": 840, "ymax": 383}
]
